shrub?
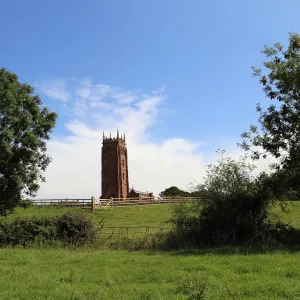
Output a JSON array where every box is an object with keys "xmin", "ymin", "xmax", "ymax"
[
  {"xmin": 18, "ymin": 200, "xmax": 32, "ymax": 208},
  {"xmin": 55, "ymin": 212, "xmax": 97, "ymax": 245},
  {"xmin": 0, "ymin": 212, "xmax": 97, "ymax": 247},
  {"xmin": 168, "ymin": 150, "xmax": 270, "ymax": 247}
]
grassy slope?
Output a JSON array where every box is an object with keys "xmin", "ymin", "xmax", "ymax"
[
  {"xmin": 271, "ymin": 201, "xmax": 300, "ymax": 229},
  {"xmin": 1, "ymin": 248, "xmax": 300, "ymax": 300},
  {"xmin": 9, "ymin": 200, "xmax": 300, "ymax": 229},
  {"xmin": 8, "ymin": 204, "xmax": 173, "ymax": 227}
]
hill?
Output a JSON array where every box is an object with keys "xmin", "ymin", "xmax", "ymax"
[
  {"xmin": 7, "ymin": 200, "xmax": 300, "ymax": 229},
  {"xmin": 7, "ymin": 203, "xmax": 173, "ymax": 228}
]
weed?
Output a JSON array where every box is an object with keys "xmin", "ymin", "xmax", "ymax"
[{"xmin": 177, "ymin": 274, "xmax": 207, "ymax": 300}]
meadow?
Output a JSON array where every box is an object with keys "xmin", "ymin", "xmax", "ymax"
[
  {"xmin": 9, "ymin": 200, "xmax": 300, "ymax": 230},
  {"xmin": 1, "ymin": 202, "xmax": 300, "ymax": 299},
  {"xmin": 8, "ymin": 204, "xmax": 173, "ymax": 227},
  {"xmin": 1, "ymin": 247, "xmax": 300, "ymax": 299}
]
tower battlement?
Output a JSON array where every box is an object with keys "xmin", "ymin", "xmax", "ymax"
[{"xmin": 102, "ymin": 130, "xmax": 126, "ymax": 143}]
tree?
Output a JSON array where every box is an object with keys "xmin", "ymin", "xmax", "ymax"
[
  {"xmin": 169, "ymin": 150, "xmax": 269, "ymax": 246},
  {"xmin": 240, "ymin": 33, "xmax": 300, "ymax": 171},
  {"xmin": 159, "ymin": 186, "xmax": 190, "ymax": 197},
  {"xmin": 0, "ymin": 68, "xmax": 57, "ymax": 215},
  {"xmin": 256, "ymin": 168, "xmax": 300, "ymax": 200}
]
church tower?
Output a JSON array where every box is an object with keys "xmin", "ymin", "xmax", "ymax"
[{"xmin": 101, "ymin": 131, "xmax": 129, "ymax": 199}]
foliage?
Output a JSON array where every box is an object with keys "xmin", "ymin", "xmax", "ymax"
[
  {"xmin": 159, "ymin": 186, "xmax": 190, "ymax": 197},
  {"xmin": 18, "ymin": 199, "xmax": 32, "ymax": 208},
  {"xmin": 55, "ymin": 213, "xmax": 98, "ymax": 245},
  {"xmin": 0, "ymin": 213, "xmax": 97, "ymax": 247},
  {"xmin": 240, "ymin": 32, "xmax": 300, "ymax": 171},
  {"xmin": 256, "ymin": 169, "xmax": 300, "ymax": 200},
  {"xmin": 4, "ymin": 200, "xmax": 300, "ymax": 249},
  {"xmin": 0, "ymin": 68, "xmax": 57, "ymax": 215},
  {"xmin": 168, "ymin": 150, "xmax": 270, "ymax": 246}
]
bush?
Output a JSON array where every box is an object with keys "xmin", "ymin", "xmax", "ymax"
[
  {"xmin": 18, "ymin": 200, "xmax": 32, "ymax": 208},
  {"xmin": 168, "ymin": 150, "xmax": 270, "ymax": 247},
  {"xmin": 0, "ymin": 212, "xmax": 97, "ymax": 247},
  {"xmin": 55, "ymin": 213, "xmax": 97, "ymax": 245}
]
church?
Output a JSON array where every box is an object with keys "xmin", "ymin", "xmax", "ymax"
[{"xmin": 101, "ymin": 131, "xmax": 153, "ymax": 199}]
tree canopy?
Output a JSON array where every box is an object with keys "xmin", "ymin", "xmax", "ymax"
[
  {"xmin": 159, "ymin": 186, "xmax": 190, "ymax": 197},
  {"xmin": 240, "ymin": 32, "xmax": 300, "ymax": 170},
  {"xmin": 0, "ymin": 68, "xmax": 57, "ymax": 215}
]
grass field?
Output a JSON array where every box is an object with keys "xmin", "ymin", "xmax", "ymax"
[
  {"xmin": 8, "ymin": 204, "xmax": 173, "ymax": 228},
  {"xmin": 271, "ymin": 201, "xmax": 300, "ymax": 229},
  {"xmin": 1, "ymin": 202, "xmax": 300, "ymax": 299},
  {"xmin": 8, "ymin": 200, "xmax": 300, "ymax": 229},
  {"xmin": 1, "ymin": 247, "xmax": 300, "ymax": 300}
]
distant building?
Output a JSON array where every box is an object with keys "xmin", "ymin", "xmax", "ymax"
[
  {"xmin": 128, "ymin": 188, "xmax": 153, "ymax": 199},
  {"xmin": 101, "ymin": 131, "xmax": 152, "ymax": 199}
]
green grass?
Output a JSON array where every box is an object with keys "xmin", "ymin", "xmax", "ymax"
[
  {"xmin": 8, "ymin": 204, "xmax": 173, "ymax": 227},
  {"xmin": 271, "ymin": 201, "xmax": 300, "ymax": 229},
  {"xmin": 1, "ymin": 247, "xmax": 300, "ymax": 299},
  {"xmin": 9, "ymin": 200, "xmax": 300, "ymax": 229},
  {"xmin": 1, "ymin": 202, "xmax": 300, "ymax": 299}
]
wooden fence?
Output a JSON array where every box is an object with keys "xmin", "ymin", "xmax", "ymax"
[
  {"xmin": 95, "ymin": 197, "xmax": 202, "ymax": 209},
  {"xmin": 30, "ymin": 198, "xmax": 92, "ymax": 208},
  {"xmin": 30, "ymin": 196, "xmax": 203, "ymax": 210}
]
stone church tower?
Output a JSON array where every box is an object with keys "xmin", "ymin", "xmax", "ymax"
[{"xmin": 101, "ymin": 131, "xmax": 129, "ymax": 199}]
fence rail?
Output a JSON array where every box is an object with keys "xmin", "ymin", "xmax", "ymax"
[
  {"xmin": 30, "ymin": 198, "xmax": 92, "ymax": 207},
  {"xmin": 96, "ymin": 197, "xmax": 203, "ymax": 209}
]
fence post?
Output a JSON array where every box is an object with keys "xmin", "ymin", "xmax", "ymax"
[
  {"xmin": 91, "ymin": 196, "xmax": 95, "ymax": 211},
  {"xmin": 111, "ymin": 197, "xmax": 113, "ymax": 208}
]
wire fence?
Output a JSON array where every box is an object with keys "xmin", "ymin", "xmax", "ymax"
[{"xmin": 96, "ymin": 225, "xmax": 172, "ymax": 241}]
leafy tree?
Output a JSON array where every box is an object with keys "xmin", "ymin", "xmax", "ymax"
[
  {"xmin": 169, "ymin": 150, "xmax": 269, "ymax": 246},
  {"xmin": 240, "ymin": 33, "xmax": 300, "ymax": 170},
  {"xmin": 0, "ymin": 68, "xmax": 57, "ymax": 215},
  {"xmin": 257, "ymin": 169, "xmax": 300, "ymax": 200},
  {"xmin": 159, "ymin": 186, "xmax": 190, "ymax": 197}
]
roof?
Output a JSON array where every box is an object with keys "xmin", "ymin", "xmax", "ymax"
[{"xmin": 130, "ymin": 189, "xmax": 152, "ymax": 196}]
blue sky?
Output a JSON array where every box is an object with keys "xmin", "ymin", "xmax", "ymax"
[{"xmin": 1, "ymin": 1, "xmax": 300, "ymax": 196}]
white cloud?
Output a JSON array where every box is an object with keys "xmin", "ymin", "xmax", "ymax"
[
  {"xmin": 37, "ymin": 80, "xmax": 71, "ymax": 102},
  {"xmin": 37, "ymin": 79, "xmax": 277, "ymax": 198}
]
